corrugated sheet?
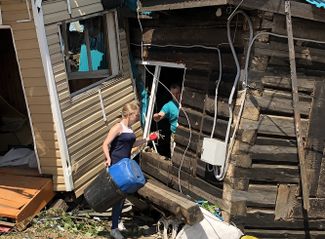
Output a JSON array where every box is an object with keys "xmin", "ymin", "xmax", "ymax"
[{"xmin": 1, "ymin": 1, "xmax": 64, "ymax": 190}]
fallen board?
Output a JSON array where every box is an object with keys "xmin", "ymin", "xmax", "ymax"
[{"xmin": 137, "ymin": 178, "xmax": 203, "ymax": 225}]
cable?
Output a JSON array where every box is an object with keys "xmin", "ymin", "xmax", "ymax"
[
  {"xmin": 211, "ymin": 48, "xmax": 222, "ymax": 138},
  {"xmin": 213, "ymin": 10, "xmax": 253, "ymax": 181}
]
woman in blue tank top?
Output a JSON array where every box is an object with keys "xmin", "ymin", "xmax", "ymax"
[{"xmin": 102, "ymin": 101, "xmax": 147, "ymax": 239}]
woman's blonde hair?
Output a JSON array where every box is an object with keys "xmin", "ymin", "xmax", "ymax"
[{"xmin": 122, "ymin": 101, "xmax": 140, "ymax": 118}]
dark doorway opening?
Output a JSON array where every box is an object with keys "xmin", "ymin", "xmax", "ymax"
[
  {"xmin": 146, "ymin": 66, "xmax": 184, "ymax": 158},
  {"xmin": 0, "ymin": 29, "xmax": 33, "ymax": 160}
]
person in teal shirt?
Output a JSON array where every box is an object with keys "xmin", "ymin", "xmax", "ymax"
[{"xmin": 153, "ymin": 84, "xmax": 181, "ymax": 157}]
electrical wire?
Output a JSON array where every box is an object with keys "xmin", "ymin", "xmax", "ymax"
[
  {"xmin": 211, "ymin": 48, "xmax": 222, "ymax": 138},
  {"xmin": 213, "ymin": 10, "xmax": 253, "ymax": 181}
]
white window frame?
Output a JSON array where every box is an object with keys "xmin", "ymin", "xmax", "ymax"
[{"xmin": 60, "ymin": 10, "xmax": 120, "ymax": 96}]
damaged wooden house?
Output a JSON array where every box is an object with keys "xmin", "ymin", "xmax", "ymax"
[
  {"xmin": 0, "ymin": 0, "xmax": 141, "ymax": 227},
  {"xmin": 127, "ymin": 0, "xmax": 325, "ymax": 238}
]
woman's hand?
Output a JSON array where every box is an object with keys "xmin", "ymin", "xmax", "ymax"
[{"xmin": 105, "ymin": 158, "xmax": 111, "ymax": 167}]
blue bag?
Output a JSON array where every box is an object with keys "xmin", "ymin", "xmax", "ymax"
[{"xmin": 108, "ymin": 158, "xmax": 146, "ymax": 194}]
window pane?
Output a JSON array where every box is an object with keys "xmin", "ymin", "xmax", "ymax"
[{"xmin": 67, "ymin": 16, "xmax": 108, "ymax": 72}]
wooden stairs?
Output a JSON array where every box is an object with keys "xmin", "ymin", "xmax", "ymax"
[{"xmin": 0, "ymin": 167, "xmax": 55, "ymax": 230}]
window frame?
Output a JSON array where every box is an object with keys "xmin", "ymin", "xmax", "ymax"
[{"xmin": 59, "ymin": 10, "xmax": 121, "ymax": 97}]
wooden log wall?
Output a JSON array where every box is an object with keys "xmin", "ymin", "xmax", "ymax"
[
  {"xmin": 224, "ymin": 10, "xmax": 325, "ymax": 238},
  {"xmin": 130, "ymin": 6, "xmax": 325, "ymax": 238},
  {"xmin": 130, "ymin": 7, "xmax": 246, "ymax": 198}
]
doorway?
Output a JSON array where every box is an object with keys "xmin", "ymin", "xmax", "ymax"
[
  {"xmin": 141, "ymin": 61, "xmax": 185, "ymax": 158},
  {"xmin": 0, "ymin": 28, "xmax": 35, "ymax": 168}
]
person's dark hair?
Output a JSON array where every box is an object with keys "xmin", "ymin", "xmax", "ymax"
[{"xmin": 170, "ymin": 84, "xmax": 180, "ymax": 91}]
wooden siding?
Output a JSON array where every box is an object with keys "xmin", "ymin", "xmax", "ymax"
[
  {"xmin": 1, "ymin": 0, "xmax": 63, "ymax": 191},
  {"xmin": 42, "ymin": 0, "xmax": 139, "ymax": 196}
]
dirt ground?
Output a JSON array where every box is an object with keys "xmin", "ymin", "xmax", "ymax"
[{"xmin": 1, "ymin": 201, "xmax": 162, "ymax": 239}]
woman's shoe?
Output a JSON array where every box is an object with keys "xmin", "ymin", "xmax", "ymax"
[
  {"xmin": 118, "ymin": 220, "xmax": 126, "ymax": 231},
  {"xmin": 110, "ymin": 228, "xmax": 124, "ymax": 239}
]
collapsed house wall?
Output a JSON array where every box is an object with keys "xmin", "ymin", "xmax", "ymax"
[
  {"xmin": 41, "ymin": 0, "xmax": 141, "ymax": 196},
  {"xmin": 131, "ymin": 3, "xmax": 325, "ymax": 238},
  {"xmin": 130, "ymin": 6, "xmax": 245, "ymax": 207},
  {"xmin": 0, "ymin": 0, "xmax": 61, "ymax": 188},
  {"xmin": 227, "ymin": 11, "xmax": 325, "ymax": 238}
]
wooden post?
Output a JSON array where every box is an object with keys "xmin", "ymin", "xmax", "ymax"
[{"xmin": 285, "ymin": 0, "xmax": 309, "ymax": 211}]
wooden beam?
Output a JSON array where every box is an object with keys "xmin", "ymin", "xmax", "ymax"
[
  {"xmin": 140, "ymin": 0, "xmax": 228, "ymax": 12},
  {"xmin": 274, "ymin": 184, "xmax": 298, "ymax": 221},
  {"xmin": 285, "ymin": 0, "xmax": 309, "ymax": 211},
  {"xmin": 230, "ymin": 0, "xmax": 325, "ymax": 23},
  {"xmin": 304, "ymin": 82, "xmax": 325, "ymax": 197},
  {"xmin": 137, "ymin": 179, "xmax": 204, "ymax": 225},
  {"xmin": 293, "ymin": 198, "xmax": 325, "ymax": 219},
  {"xmin": 140, "ymin": 151, "xmax": 226, "ymax": 209},
  {"xmin": 234, "ymin": 208, "xmax": 325, "ymax": 230}
]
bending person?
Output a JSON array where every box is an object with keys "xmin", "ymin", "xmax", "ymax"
[{"xmin": 153, "ymin": 84, "xmax": 181, "ymax": 157}]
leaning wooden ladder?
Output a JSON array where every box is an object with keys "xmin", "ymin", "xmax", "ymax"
[{"xmin": 285, "ymin": 0, "xmax": 310, "ymax": 211}]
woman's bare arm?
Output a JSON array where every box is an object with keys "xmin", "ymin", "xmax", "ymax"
[{"xmin": 102, "ymin": 123, "xmax": 122, "ymax": 166}]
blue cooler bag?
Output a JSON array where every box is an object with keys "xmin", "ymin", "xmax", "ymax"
[{"xmin": 108, "ymin": 158, "xmax": 146, "ymax": 194}]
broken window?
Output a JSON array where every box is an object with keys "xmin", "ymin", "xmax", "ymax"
[{"xmin": 61, "ymin": 12, "xmax": 120, "ymax": 95}]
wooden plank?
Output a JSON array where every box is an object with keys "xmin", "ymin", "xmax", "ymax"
[
  {"xmin": 240, "ymin": 144, "xmax": 298, "ymax": 164},
  {"xmin": 317, "ymin": 150, "xmax": 325, "ymax": 198},
  {"xmin": 274, "ymin": 184, "xmax": 298, "ymax": 221},
  {"xmin": 240, "ymin": 114, "xmax": 308, "ymax": 138},
  {"xmin": 0, "ymin": 167, "xmax": 39, "ymax": 177},
  {"xmin": 235, "ymin": 164, "xmax": 300, "ymax": 183},
  {"xmin": 138, "ymin": 179, "xmax": 203, "ymax": 225},
  {"xmin": 233, "ymin": 208, "xmax": 325, "ymax": 230},
  {"xmin": 293, "ymin": 198, "xmax": 325, "ymax": 219},
  {"xmin": 249, "ymin": 73, "xmax": 316, "ymax": 93},
  {"xmin": 141, "ymin": 151, "xmax": 226, "ymax": 210},
  {"xmin": 246, "ymin": 184, "xmax": 277, "ymax": 208},
  {"xmin": 285, "ymin": 1, "xmax": 309, "ymax": 211},
  {"xmin": 252, "ymin": 90, "xmax": 311, "ymax": 116},
  {"xmin": 178, "ymin": 107, "xmax": 228, "ymax": 139},
  {"xmin": 230, "ymin": 0, "xmax": 325, "ymax": 23},
  {"xmin": 304, "ymin": 82, "xmax": 325, "ymax": 197},
  {"xmin": 15, "ymin": 180, "xmax": 55, "ymax": 227},
  {"xmin": 245, "ymin": 228, "xmax": 325, "ymax": 239},
  {"xmin": 0, "ymin": 175, "xmax": 55, "ymax": 227},
  {"xmin": 272, "ymin": 14, "xmax": 325, "ymax": 44},
  {"xmin": 140, "ymin": 0, "xmax": 227, "ymax": 11},
  {"xmin": 254, "ymin": 41, "xmax": 325, "ymax": 66}
]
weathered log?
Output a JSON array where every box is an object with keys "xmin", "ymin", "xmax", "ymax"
[
  {"xmin": 244, "ymin": 228, "xmax": 325, "ymax": 239},
  {"xmin": 137, "ymin": 179, "xmax": 203, "ymax": 225},
  {"xmin": 254, "ymin": 41, "xmax": 325, "ymax": 66},
  {"xmin": 178, "ymin": 107, "xmax": 228, "ymax": 138},
  {"xmin": 252, "ymin": 90, "xmax": 311, "ymax": 116},
  {"xmin": 140, "ymin": 151, "xmax": 225, "ymax": 209},
  {"xmin": 293, "ymin": 198, "xmax": 325, "ymax": 219},
  {"xmin": 239, "ymin": 114, "xmax": 308, "ymax": 138},
  {"xmin": 272, "ymin": 14, "xmax": 325, "ymax": 43},
  {"xmin": 250, "ymin": 144, "xmax": 298, "ymax": 164},
  {"xmin": 235, "ymin": 164, "xmax": 299, "ymax": 183},
  {"xmin": 233, "ymin": 208, "xmax": 325, "ymax": 230},
  {"xmin": 304, "ymin": 82, "xmax": 325, "ymax": 197},
  {"xmin": 249, "ymin": 72, "xmax": 316, "ymax": 93}
]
